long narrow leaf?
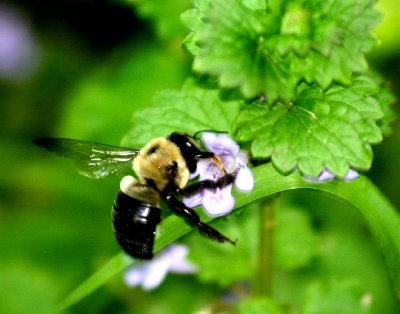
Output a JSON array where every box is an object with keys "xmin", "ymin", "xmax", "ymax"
[{"xmin": 59, "ymin": 163, "xmax": 400, "ymax": 310}]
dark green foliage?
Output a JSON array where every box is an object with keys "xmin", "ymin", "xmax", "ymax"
[
  {"xmin": 2, "ymin": 0, "xmax": 399, "ymax": 313},
  {"xmin": 183, "ymin": 0, "xmax": 381, "ymax": 101}
]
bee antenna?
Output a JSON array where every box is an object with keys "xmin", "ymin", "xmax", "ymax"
[{"xmin": 192, "ymin": 129, "xmax": 228, "ymax": 140}]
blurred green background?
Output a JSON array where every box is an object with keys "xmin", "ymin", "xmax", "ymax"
[{"xmin": 0, "ymin": 0, "xmax": 399, "ymax": 313}]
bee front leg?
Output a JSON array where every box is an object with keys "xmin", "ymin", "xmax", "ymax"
[{"xmin": 179, "ymin": 171, "xmax": 238, "ymax": 198}]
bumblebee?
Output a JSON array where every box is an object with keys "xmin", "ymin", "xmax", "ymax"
[{"xmin": 34, "ymin": 132, "xmax": 237, "ymax": 259}]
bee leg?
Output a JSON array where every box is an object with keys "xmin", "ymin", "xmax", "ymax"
[
  {"xmin": 179, "ymin": 171, "xmax": 238, "ymax": 198},
  {"xmin": 194, "ymin": 152, "xmax": 215, "ymax": 159},
  {"xmin": 163, "ymin": 192, "xmax": 236, "ymax": 245}
]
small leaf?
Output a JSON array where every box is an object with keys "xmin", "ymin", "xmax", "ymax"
[
  {"xmin": 234, "ymin": 75, "xmax": 385, "ymax": 177},
  {"xmin": 122, "ymin": 79, "xmax": 241, "ymax": 147},
  {"xmin": 368, "ymin": 72, "xmax": 397, "ymax": 136}
]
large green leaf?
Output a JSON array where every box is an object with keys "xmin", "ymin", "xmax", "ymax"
[{"xmin": 234, "ymin": 75, "xmax": 385, "ymax": 177}]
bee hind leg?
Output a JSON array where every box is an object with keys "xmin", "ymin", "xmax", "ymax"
[{"xmin": 162, "ymin": 192, "xmax": 236, "ymax": 245}]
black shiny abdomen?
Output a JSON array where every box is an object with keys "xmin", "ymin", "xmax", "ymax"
[{"xmin": 112, "ymin": 191, "xmax": 161, "ymax": 260}]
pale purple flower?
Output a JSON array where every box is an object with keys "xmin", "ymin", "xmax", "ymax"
[
  {"xmin": 0, "ymin": 4, "xmax": 39, "ymax": 80},
  {"xmin": 183, "ymin": 132, "xmax": 254, "ymax": 217},
  {"xmin": 124, "ymin": 244, "xmax": 196, "ymax": 290},
  {"xmin": 305, "ymin": 168, "xmax": 359, "ymax": 182}
]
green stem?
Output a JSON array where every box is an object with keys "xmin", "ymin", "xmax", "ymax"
[{"xmin": 254, "ymin": 195, "xmax": 279, "ymax": 297}]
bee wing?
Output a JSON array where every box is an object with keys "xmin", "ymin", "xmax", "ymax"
[{"xmin": 34, "ymin": 138, "xmax": 139, "ymax": 179}]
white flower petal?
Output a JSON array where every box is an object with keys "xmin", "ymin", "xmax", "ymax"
[
  {"xmin": 141, "ymin": 255, "xmax": 171, "ymax": 290},
  {"xmin": 303, "ymin": 169, "xmax": 335, "ymax": 182},
  {"xmin": 183, "ymin": 192, "xmax": 203, "ymax": 208},
  {"xmin": 235, "ymin": 166, "xmax": 254, "ymax": 191},
  {"xmin": 199, "ymin": 159, "xmax": 225, "ymax": 181},
  {"xmin": 124, "ymin": 265, "xmax": 147, "ymax": 288},
  {"xmin": 166, "ymin": 244, "xmax": 197, "ymax": 273},
  {"xmin": 202, "ymin": 132, "xmax": 239, "ymax": 156},
  {"xmin": 202, "ymin": 186, "xmax": 235, "ymax": 217},
  {"xmin": 344, "ymin": 169, "xmax": 359, "ymax": 181},
  {"xmin": 201, "ymin": 132, "xmax": 218, "ymax": 148},
  {"xmin": 169, "ymin": 259, "xmax": 197, "ymax": 273},
  {"xmin": 220, "ymin": 155, "xmax": 237, "ymax": 173},
  {"xmin": 304, "ymin": 168, "xmax": 359, "ymax": 182},
  {"xmin": 317, "ymin": 170, "xmax": 335, "ymax": 181},
  {"xmin": 237, "ymin": 151, "xmax": 249, "ymax": 165},
  {"xmin": 124, "ymin": 244, "xmax": 197, "ymax": 290}
]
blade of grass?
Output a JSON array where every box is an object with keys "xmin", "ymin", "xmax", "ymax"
[
  {"xmin": 58, "ymin": 253, "xmax": 133, "ymax": 311},
  {"xmin": 59, "ymin": 163, "xmax": 400, "ymax": 309}
]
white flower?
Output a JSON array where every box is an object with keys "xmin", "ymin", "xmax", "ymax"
[
  {"xmin": 124, "ymin": 244, "xmax": 196, "ymax": 290},
  {"xmin": 304, "ymin": 168, "xmax": 359, "ymax": 182},
  {"xmin": 183, "ymin": 132, "xmax": 254, "ymax": 217}
]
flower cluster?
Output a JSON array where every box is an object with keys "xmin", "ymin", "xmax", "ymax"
[
  {"xmin": 124, "ymin": 244, "xmax": 196, "ymax": 290},
  {"xmin": 183, "ymin": 132, "xmax": 254, "ymax": 217}
]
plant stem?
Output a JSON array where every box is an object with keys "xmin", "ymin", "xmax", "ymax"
[{"xmin": 253, "ymin": 194, "xmax": 279, "ymax": 297}]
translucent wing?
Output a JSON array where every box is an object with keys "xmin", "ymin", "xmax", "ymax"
[{"xmin": 34, "ymin": 138, "xmax": 139, "ymax": 179}]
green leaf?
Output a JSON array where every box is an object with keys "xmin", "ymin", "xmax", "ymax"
[
  {"xmin": 58, "ymin": 164, "xmax": 400, "ymax": 309},
  {"xmin": 183, "ymin": 0, "xmax": 380, "ymax": 100},
  {"xmin": 122, "ymin": 79, "xmax": 241, "ymax": 147},
  {"xmin": 241, "ymin": 0, "xmax": 266, "ymax": 11},
  {"xmin": 183, "ymin": 0, "xmax": 297, "ymax": 100},
  {"xmin": 234, "ymin": 75, "xmax": 385, "ymax": 177},
  {"xmin": 369, "ymin": 72, "xmax": 397, "ymax": 136},
  {"xmin": 287, "ymin": 0, "xmax": 381, "ymax": 89}
]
